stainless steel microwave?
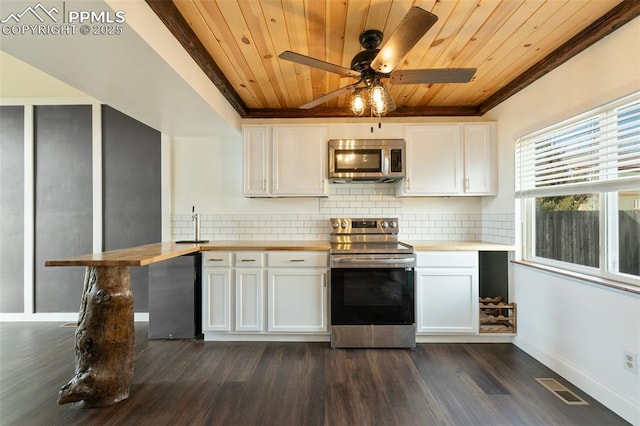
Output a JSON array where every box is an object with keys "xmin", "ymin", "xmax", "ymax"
[{"xmin": 328, "ymin": 139, "xmax": 406, "ymax": 183}]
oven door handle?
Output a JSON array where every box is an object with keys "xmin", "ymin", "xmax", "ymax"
[{"xmin": 331, "ymin": 256, "xmax": 415, "ymax": 266}]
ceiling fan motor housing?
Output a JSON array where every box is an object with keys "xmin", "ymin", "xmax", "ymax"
[{"xmin": 359, "ymin": 29, "xmax": 384, "ymax": 49}]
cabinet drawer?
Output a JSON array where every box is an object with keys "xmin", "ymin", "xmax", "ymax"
[
  {"xmin": 416, "ymin": 251, "xmax": 478, "ymax": 268},
  {"xmin": 235, "ymin": 252, "xmax": 265, "ymax": 267},
  {"xmin": 203, "ymin": 252, "xmax": 233, "ymax": 267},
  {"xmin": 268, "ymin": 252, "xmax": 328, "ymax": 268}
]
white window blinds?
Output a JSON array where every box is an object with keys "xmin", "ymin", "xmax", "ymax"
[{"xmin": 516, "ymin": 92, "xmax": 640, "ymax": 197}]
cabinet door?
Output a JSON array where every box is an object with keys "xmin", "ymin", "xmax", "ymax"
[
  {"xmin": 401, "ymin": 125, "xmax": 462, "ymax": 195},
  {"xmin": 464, "ymin": 124, "xmax": 494, "ymax": 194},
  {"xmin": 203, "ymin": 268, "xmax": 232, "ymax": 331},
  {"xmin": 416, "ymin": 267, "xmax": 479, "ymax": 334},
  {"xmin": 235, "ymin": 269, "xmax": 264, "ymax": 332},
  {"xmin": 267, "ymin": 269, "xmax": 327, "ymax": 332},
  {"xmin": 272, "ymin": 126, "xmax": 327, "ymax": 196},
  {"xmin": 243, "ymin": 127, "xmax": 271, "ymax": 196}
]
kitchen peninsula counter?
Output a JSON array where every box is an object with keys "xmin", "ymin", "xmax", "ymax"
[{"xmin": 44, "ymin": 241, "xmax": 331, "ymax": 268}]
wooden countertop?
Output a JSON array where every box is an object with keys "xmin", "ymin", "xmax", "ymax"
[
  {"xmin": 45, "ymin": 241, "xmax": 331, "ymax": 267},
  {"xmin": 407, "ymin": 241, "xmax": 516, "ymax": 251},
  {"xmin": 45, "ymin": 242, "xmax": 202, "ymax": 267},
  {"xmin": 45, "ymin": 240, "xmax": 513, "ymax": 267},
  {"xmin": 200, "ymin": 240, "xmax": 331, "ymax": 251}
]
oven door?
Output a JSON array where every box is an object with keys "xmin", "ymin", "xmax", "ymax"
[{"xmin": 330, "ymin": 266, "xmax": 414, "ymax": 325}]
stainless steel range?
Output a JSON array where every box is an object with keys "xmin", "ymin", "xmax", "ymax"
[{"xmin": 329, "ymin": 218, "xmax": 416, "ymax": 348}]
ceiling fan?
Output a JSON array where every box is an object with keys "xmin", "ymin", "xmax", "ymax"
[{"xmin": 278, "ymin": 6, "xmax": 476, "ymax": 116}]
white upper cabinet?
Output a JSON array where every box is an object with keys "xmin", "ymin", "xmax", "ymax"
[
  {"xmin": 401, "ymin": 124, "xmax": 463, "ymax": 195},
  {"xmin": 463, "ymin": 123, "xmax": 495, "ymax": 195},
  {"xmin": 398, "ymin": 123, "xmax": 496, "ymax": 196},
  {"xmin": 243, "ymin": 127, "xmax": 271, "ymax": 196},
  {"xmin": 243, "ymin": 125, "xmax": 328, "ymax": 197},
  {"xmin": 272, "ymin": 126, "xmax": 327, "ymax": 196}
]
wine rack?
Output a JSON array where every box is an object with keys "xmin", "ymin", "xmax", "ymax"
[{"xmin": 479, "ymin": 296, "xmax": 516, "ymax": 334}]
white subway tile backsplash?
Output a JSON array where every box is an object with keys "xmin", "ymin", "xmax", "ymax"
[{"xmin": 171, "ymin": 185, "xmax": 515, "ymax": 244}]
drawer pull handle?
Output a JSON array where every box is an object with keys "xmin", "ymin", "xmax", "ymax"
[
  {"xmin": 290, "ymin": 259, "xmax": 305, "ymax": 262},
  {"xmin": 208, "ymin": 258, "xmax": 224, "ymax": 262},
  {"xmin": 240, "ymin": 259, "xmax": 256, "ymax": 262}
]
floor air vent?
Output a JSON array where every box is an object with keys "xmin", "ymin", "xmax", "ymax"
[{"xmin": 535, "ymin": 378, "xmax": 589, "ymax": 405}]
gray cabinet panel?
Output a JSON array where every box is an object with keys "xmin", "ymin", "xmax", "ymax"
[
  {"xmin": 102, "ymin": 105, "xmax": 161, "ymax": 312},
  {"xmin": 148, "ymin": 254, "xmax": 201, "ymax": 339},
  {"xmin": 0, "ymin": 106, "xmax": 25, "ymax": 312},
  {"xmin": 34, "ymin": 105, "xmax": 93, "ymax": 312}
]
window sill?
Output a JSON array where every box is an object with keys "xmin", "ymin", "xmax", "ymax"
[{"xmin": 512, "ymin": 260, "xmax": 640, "ymax": 296}]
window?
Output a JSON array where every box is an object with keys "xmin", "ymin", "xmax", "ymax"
[{"xmin": 516, "ymin": 92, "xmax": 640, "ymax": 285}]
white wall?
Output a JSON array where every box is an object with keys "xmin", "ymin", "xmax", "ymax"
[{"xmin": 485, "ymin": 17, "xmax": 640, "ymax": 425}]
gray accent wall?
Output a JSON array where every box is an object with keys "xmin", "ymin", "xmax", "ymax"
[
  {"xmin": 0, "ymin": 106, "xmax": 25, "ymax": 312},
  {"xmin": 102, "ymin": 105, "xmax": 161, "ymax": 312},
  {"xmin": 34, "ymin": 105, "xmax": 93, "ymax": 312},
  {"xmin": 1, "ymin": 103, "xmax": 161, "ymax": 315}
]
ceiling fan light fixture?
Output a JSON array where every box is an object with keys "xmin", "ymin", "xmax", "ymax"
[
  {"xmin": 350, "ymin": 88, "xmax": 367, "ymax": 116},
  {"xmin": 370, "ymin": 81, "xmax": 388, "ymax": 116}
]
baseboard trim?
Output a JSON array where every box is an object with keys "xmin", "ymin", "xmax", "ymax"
[
  {"xmin": 417, "ymin": 334, "xmax": 514, "ymax": 343},
  {"xmin": 513, "ymin": 334, "xmax": 639, "ymax": 425},
  {"xmin": 203, "ymin": 332, "xmax": 331, "ymax": 342}
]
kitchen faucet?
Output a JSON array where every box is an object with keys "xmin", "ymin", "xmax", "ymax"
[{"xmin": 192, "ymin": 206, "xmax": 202, "ymax": 242}]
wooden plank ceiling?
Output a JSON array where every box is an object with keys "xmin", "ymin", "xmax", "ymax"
[{"xmin": 147, "ymin": 0, "xmax": 640, "ymax": 118}]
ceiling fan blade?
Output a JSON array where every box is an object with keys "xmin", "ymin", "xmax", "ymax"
[
  {"xmin": 390, "ymin": 68, "xmax": 477, "ymax": 84},
  {"xmin": 279, "ymin": 51, "xmax": 361, "ymax": 78},
  {"xmin": 299, "ymin": 84, "xmax": 357, "ymax": 109},
  {"xmin": 370, "ymin": 7, "xmax": 438, "ymax": 74}
]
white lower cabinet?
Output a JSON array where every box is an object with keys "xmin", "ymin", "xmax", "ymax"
[
  {"xmin": 202, "ymin": 251, "xmax": 328, "ymax": 340},
  {"xmin": 267, "ymin": 269, "xmax": 327, "ymax": 333},
  {"xmin": 416, "ymin": 251, "xmax": 479, "ymax": 334},
  {"xmin": 235, "ymin": 268, "xmax": 264, "ymax": 332},
  {"xmin": 202, "ymin": 252, "xmax": 264, "ymax": 333},
  {"xmin": 267, "ymin": 252, "xmax": 328, "ymax": 333},
  {"xmin": 202, "ymin": 252, "xmax": 233, "ymax": 332}
]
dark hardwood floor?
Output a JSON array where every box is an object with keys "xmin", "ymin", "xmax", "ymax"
[{"xmin": 0, "ymin": 323, "xmax": 628, "ymax": 426}]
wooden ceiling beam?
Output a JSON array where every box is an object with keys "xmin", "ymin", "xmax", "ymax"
[
  {"xmin": 145, "ymin": 0, "xmax": 248, "ymax": 117},
  {"xmin": 243, "ymin": 105, "xmax": 482, "ymax": 119}
]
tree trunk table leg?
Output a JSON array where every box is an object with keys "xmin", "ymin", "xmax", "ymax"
[{"xmin": 58, "ymin": 266, "xmax": 135, "ymax": 407}]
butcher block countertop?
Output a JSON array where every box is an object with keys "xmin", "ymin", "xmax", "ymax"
[
  {"xmin": 200, "ymin": 240, "xmax": 331, "ymax": 252},
  {"xmin": 408, "ymin": 241, "xmax": 516, "ymax": 251},
  {"xmin": 46, "ymin": 240, "xmax": 514, "ymax": 267},
  {"xmin": 45, "ymin": 242, "xmax": 202, "ymax": 267},
  {"xmin": 45, "ymin": 241, "xmax": 331, "ymax": 267}
]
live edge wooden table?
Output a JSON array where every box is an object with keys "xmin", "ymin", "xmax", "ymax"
[
  {"xmin": 46, "ymin": 240, "xmax": 330, "ymax": 407},
  {"xmin": 45, "ymin": 242, "xmax": 201, "ymax": 408}
]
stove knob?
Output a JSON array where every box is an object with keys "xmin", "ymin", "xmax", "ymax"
[
  {"xmin": 341, "ymin": 221, "xmax": 348, "ymax": 228},
  {"xmin": 381, "ymin": 221, "xmax": 389, "ymax": 228},
  {"xmin": 390, "ymin": 221, "xmax": 397, "ymax": 228},
  {"xmin": 331, "ymin": 221, "xmax": 339, "ymax": 228}
]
